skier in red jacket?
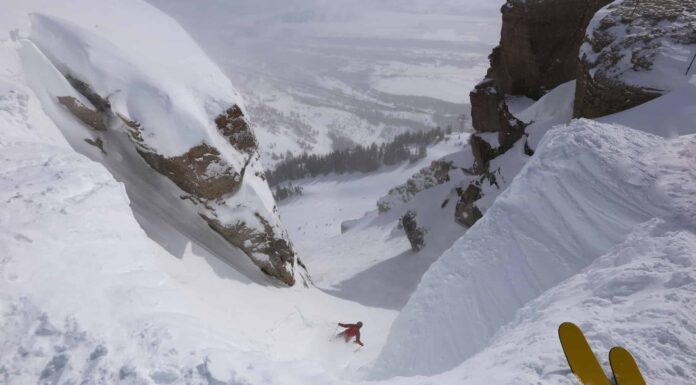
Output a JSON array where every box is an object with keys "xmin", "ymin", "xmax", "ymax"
[{"xmin": 338, "ymin": 321, "xmax": 364, "ymax": 346}]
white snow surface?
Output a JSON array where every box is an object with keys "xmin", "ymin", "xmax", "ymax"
[
  {"xmin": 0, "ymin": 60, "xmax": 393, "ymax": 384},
  {"xmin": 599, "ymin": 78, "xmax": 696, "ymax": 138},
  {"xmin": 387, "ymin": 218, "xmax": 696, "ymax": 385},
  {"xmin": 371, "ymin": 112, "xmax": 696, "ymax": 378}
]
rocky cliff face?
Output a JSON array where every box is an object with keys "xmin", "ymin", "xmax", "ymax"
[
  {"xmin": 461, "ymin": 0, "xmax": 696, "ymax": 230},
  {"xmin": 460, "ymin": 0, "xmax": 613, "ymax": 228},
  {"xmin": 574, "ymin": 0, "xmax": 696, "ymax": 118},
  {"xmin": 65, "ymin": 78, "xmax": 304, "ymax": 286},
  {"xmin": 28, "ymin": 13, "xmax": 307, "ymax": 286},
  {"xmin": 491, "ymin": 0, "xmax": 614, "ymax": 99}
]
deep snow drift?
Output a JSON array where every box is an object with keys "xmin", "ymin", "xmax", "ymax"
[
  {"xmin": 392, "ymin": 218, "xmax": 696, "ymax": 385},
  {"xmin": 371, "ymin": 88, "xmax": 696, "ymax": 378}
]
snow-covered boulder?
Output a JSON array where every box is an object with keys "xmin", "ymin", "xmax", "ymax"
[
  {"xmin": 575, "ymin": 0, "xmax": 696, "ymax": 118},
  {"xmin": 13, "ymin": 6, "xmax": 306, "ymax": 285},
  {"xmin": 371, "ymin": 117, "xmax": 696, "ymax": 378}
]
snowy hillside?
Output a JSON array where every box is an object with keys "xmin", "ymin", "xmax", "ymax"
[
  {"xmin": 371, "ymin": 82, "xmax": 696, "ymax": 378},
  {"xmin": 3, "ymin": 0, "xmax": 308, "ymax": 285},
  {"xmin": 0, "ymin": 1, "xmax": 389, "ymax": 383},
  {"xmin": 388, "ymin": 218, "xmax": 696, "ymax": 385}
]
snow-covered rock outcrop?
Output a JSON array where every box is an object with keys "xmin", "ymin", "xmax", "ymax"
[
  {"xmin": 372, "ymin": 149, "xmax": 475, "ymax": 252},
  {"xmin": 575, "ymin": 0, "xmax": 696, "ymax": 118},
  {"xmin": 371, "ymin": 112, "xmax": 696, "ymax": 377},
  {"xmin": 7, "ymin": 1, "xmax": 306, "ymax": 285}
]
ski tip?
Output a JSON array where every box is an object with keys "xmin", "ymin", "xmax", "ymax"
[
  {"xmin": 558, "ymin": 321, "xmax": 580, "ymax": 337},
  {"xmin": 609, "ymin": 346, "xmax": 629, "ymax": 359},
  {"xmin": 609, "ymin": 347, "xmax": 647, "ymax": 385}
]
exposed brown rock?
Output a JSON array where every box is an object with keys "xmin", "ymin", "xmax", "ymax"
[
  {"xmin": 215, "ymin": 105, "xmax": 258, "ymax": 153},
  {"xmin": 491, "ymin": 0, "xmax": 613, "ymax": 99},
  {"xmin": 574, "ymin": 59, "xmax": 662, "ymax": 118},
  {"xmin": 61, "ymin": 73, "xmax": 304, "ymax": 286},
  {"xmin": 57, "ymin": 96, "xmax": 107, "ymax": 131},
  {"xmin": 203, "ymin": 214, "xmax": 297, "ymax": 286},
  {"xmin": 460, "ymin": 0, "xmax": 610, "ymax": 227},
  {"xmin": 469, "ymin": 135, "xmax": 495, "ymax": 175},
  {"xmin": 469, "ymin": 80, "xmax": 527, "ymax": 173},
  {"xmin": 84, "ymin": 137, "xmax": 105, "ymax": 154},
  {"xmin": 137, "ymin": 144, "xmax": 241, "ymax": 201},
  {"xmin": 454, "ymin": 184, "xmax": 483, "ymax": 228}
]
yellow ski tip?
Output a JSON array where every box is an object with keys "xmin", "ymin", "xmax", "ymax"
[
  {"xmin": 558, "ymin": 322, "xmax": 611, "ymax": 385},
  {"xmin": 609, "ymin": 347, "xmax": 647, "ymax": 385}
]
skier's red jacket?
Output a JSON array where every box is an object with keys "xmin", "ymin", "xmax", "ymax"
[{"xmin": 338, "ymin": 323, "xmax": 364, "ymax": 346}]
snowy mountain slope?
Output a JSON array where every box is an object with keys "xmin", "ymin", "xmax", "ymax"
[
  {"xmin": 146, "ymin": 0, "xmax": 502, "ymax": 166},
  {"xmin": 371, "ymin": 110, "xmax": 696, "ymax": 377},
  {"xmin": 285, "ymin": 81, "xmax": 576, "ymax": 311},
  {"xmin": 277, "ymin": 135, "xmax": 468, "ymax": 308},
  {"xmin": 4, "ymin": 0, "xmax": 305, "ymax": 285},
  {"xmin": 0, "ymin": 67, "xmax": 227, "ymax": 383},
  {"xmin": 1, "ymin": 41, "xmax": 396, "ymax": 385},
  {"xmin": 388, "ymin": 218, "xmax": 696, "ymax": 385},
  {"xmin": 3, "ymin": 1, "xmax": 696, "ymax": 385},
  {"xmin": 325, "ymin": 80, "xmax": 577, "ymax": 307}
]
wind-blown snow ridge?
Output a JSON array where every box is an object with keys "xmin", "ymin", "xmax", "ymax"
[
  {"xmin": 391, "ymin": 218, "xmax": 696, "ymax": 385},
  {"xmin": 372, "ymin": 118, "xmax": 696, "ymax": 378}
]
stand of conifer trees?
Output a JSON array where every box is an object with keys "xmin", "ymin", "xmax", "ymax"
[{"xmin": 267, "ymin": 127, "xmax": 451, "ymax": 186}]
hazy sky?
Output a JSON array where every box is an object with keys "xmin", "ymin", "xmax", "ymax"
[{"xmin": 150, "ymin": 0, "xmax": 501, "ymax": 40}]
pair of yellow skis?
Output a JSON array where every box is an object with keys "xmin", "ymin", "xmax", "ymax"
[{"xmin": 558, "ymin": 322, "xmax": 646, "ymax": 385}]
